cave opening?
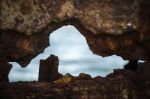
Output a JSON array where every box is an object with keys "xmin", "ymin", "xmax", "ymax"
[
  {"xmin": 8, "ymin": 25, "xmax": 129, "ymax": 82},
  {"xmin": 49, "ymin": 25, "xmax": 129, "ymax": 77}
]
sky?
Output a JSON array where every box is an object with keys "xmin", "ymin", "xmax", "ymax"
[{"xmin": 8, "ymin": 25, "xmax": 129, "ymax": 82}]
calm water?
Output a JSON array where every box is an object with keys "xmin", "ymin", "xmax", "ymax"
[{"xmin": 8, "ymin": 26, "xmax": 128, "ymax": 82}]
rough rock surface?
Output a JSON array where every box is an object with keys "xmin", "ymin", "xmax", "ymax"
[
  {"xmin": 0, "ymin": 0, "xmax": 149, "ymax": 66},
  {"xmin": 0, "ymin": 70, "xmax": 138, "ymax": 99},
  {"xmin": 0, "ymin": 0, "xmax": 138, "ymax": 35},
  {"xmin": 0, "ymin": 0, "xmax": 149, "ymax": 98},
  {"xmin": 0, "ymin": 29, "xmax": 49, "ymax": 67}
]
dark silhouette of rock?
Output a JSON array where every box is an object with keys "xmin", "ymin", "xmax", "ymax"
[
  {"xmin": 124, "ymin": 60, "xmax": 138, "ymax": 71},
  {"xmin": 0, "ymin": 61, "xmax": 12, "ymax": 82},
  {"xmin": 38, "ymin": 55, "xmax": 62, "ymax": 82},
  {"xmin": 0, "ymin": 70, "xmax": 137, "ymax": 99},
  {"xmin": 136, "ymin": 61, "xmax": 150, "ymax": 98},
  {"xmin": 78, "ymin": 73, "xmax": 91, "ymax": 79}
]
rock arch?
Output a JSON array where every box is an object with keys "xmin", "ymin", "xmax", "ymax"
[{"xmin": 0, "ymin": 0, "xmax": 150, "ymax": 98}]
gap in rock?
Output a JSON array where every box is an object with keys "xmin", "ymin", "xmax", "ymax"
[
  {"xmin": 124, "ymin": 60, "xmax": 145, "ymax": 71},
  {"xmin": 8, "ymin": 25, "xmax": 128, "ymax": 82},
  {"xmin": 138, "ymin": 60, "xmax": 145, "ymax": 63},
  {"xmin": 50, "ymin": 25, "xmax": 129, "ymax": 77}
]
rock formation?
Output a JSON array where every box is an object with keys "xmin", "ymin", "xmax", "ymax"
[
  {"xmin": 124, "ymin": 60, "xmax": 138, "ymax": 71},
  {"xmin": 0, "ymin": 70, "xmax": 137, "ymax": 99},
  {"xmin": 0, "ymin": 0, "xmax": 149, "ymax": 98},
  {"xmin": 38, "ymin": 55, "xmax": 62, "ymax": 81},
  {"xmin": 0, "ymin": 61, "xmax": 12, "ymax": 82},
  {"xmin": 136, "ymin": 61, "xmax": 150, "ymax": 98},
  {"xmin": 0, "ymin": 0, "xmax": 149, "ymax": 65}
]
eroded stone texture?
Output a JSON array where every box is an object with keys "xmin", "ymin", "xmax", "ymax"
[
  {"xmin": 0, "ymin": 70, "xmax": 137, "ymax": 99},
  {"xmin": 0, "ymin": 0, "xmax": 149, "ymax": 65},
  {"xmin": 0, "ymin": 29, "xmax": 49, "ymax": 67},
  {"xmin": 38, "ymin": 55, "xmax": 62, "ymax": 82},
  {"xmin": 0, "ymin": 1, "xmax": 149, "ymax": 97},
  {"xmin": 0, "ymin": 0, "xmax": 138, "ymax": 35}
]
